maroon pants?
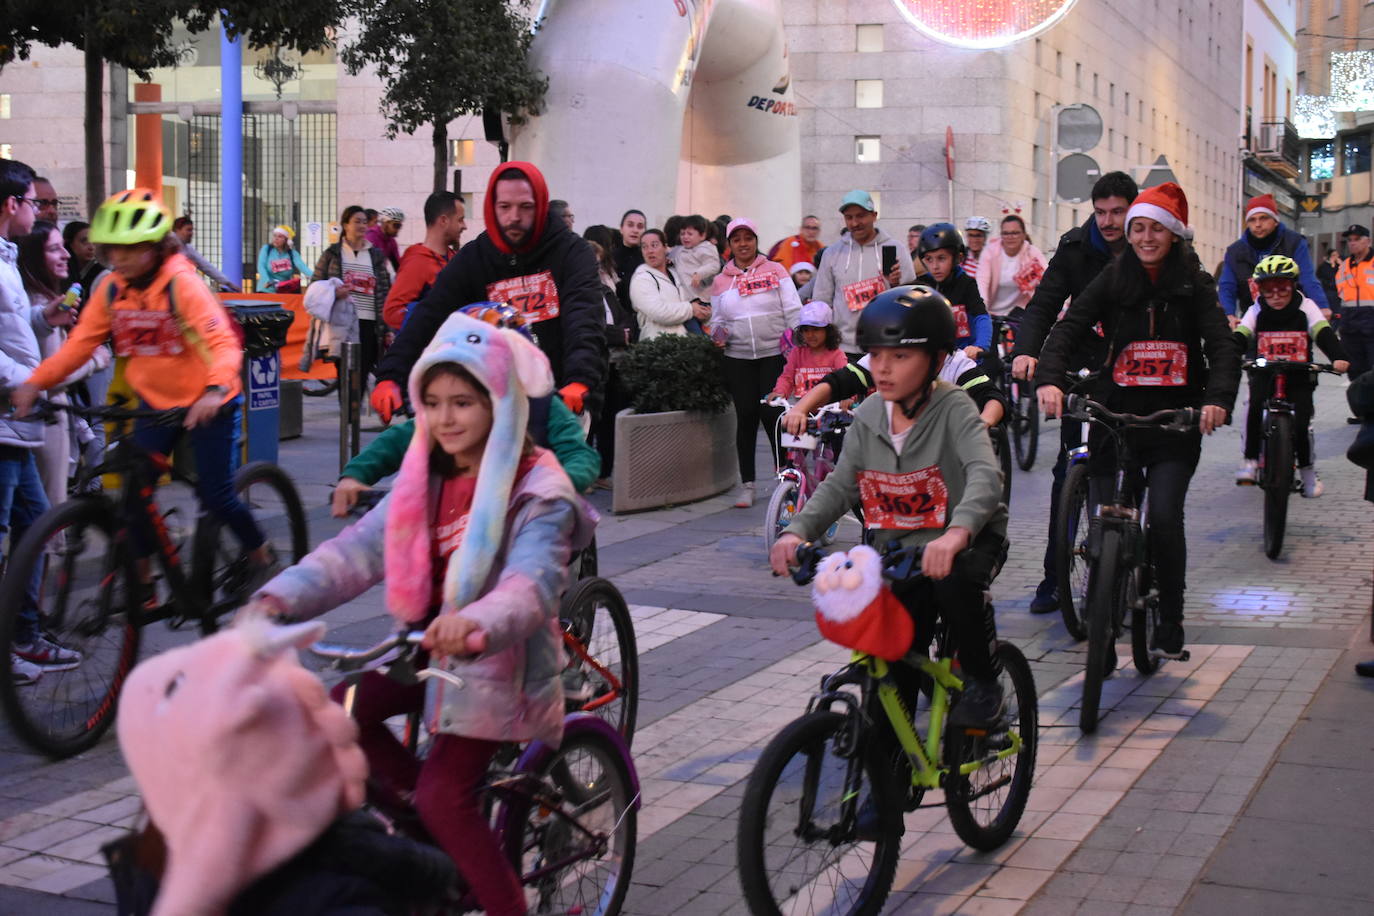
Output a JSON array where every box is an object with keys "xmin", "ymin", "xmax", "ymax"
[{"xmin": 332, "ymin": 673, "xmax": 526, "ymax": 915}]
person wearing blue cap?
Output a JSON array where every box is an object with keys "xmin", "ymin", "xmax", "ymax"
[{"xmin": 812, "ymin": 190, "xmax": 916, "ymax": 359}]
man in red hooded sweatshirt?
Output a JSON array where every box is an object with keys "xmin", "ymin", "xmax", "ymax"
[{"xmin": 371, "ymin": 163, "xmax": 608, "ymax": 421}]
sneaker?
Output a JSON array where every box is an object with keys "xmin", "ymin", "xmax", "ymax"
[
  {"xmin": 733, "ymin": 482, "xmax": 756, "ymax": 508},
  {"xmin": 1355, "ymin": 660, "xmax": 1374, "ymax": 678},
  {"xmin": 1029, "ymin": 578, "xmax": 1058, "ymax": 615},
  {"xmin": 1299, "ymin": 465, "xmax": 1324, "ymax": 498},
  {"xmin": 1235, "ymin": 459, "xmax": 1259, "ymax": 485},
  {"xmin": 1150, "ymin": 621, "xmax": 1186, "ymax": 659},
  {"xmin": 14, "ymin": 635, "xmax": 82, "ymax": 671},
  {"xmin": 10, "ymin": 654, "xmax": 41, "ymax": 686},
  {"xmin": 948, "ymin": 677, "xmax": 1005, "ymax": 730}
]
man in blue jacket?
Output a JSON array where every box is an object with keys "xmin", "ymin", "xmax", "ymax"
[{"xmin": 1218, "ymin": 194, "xmax": 1329, "ymax": 325}]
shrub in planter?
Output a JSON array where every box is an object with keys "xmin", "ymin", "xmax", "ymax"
[{"xmin": 617, "ymin": 334, "xmax": 731, "ymax": 415}]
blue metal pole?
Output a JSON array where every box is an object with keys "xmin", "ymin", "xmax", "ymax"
[{"xmin": 220, "ymin": 23, "xmax": 243, "ymax": 287}]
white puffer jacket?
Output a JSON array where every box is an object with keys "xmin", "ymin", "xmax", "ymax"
[{"xmin": 0, "ymin": 240, "xmax": 53, "ymax": 449}]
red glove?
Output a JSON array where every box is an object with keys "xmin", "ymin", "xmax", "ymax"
[
  {"xmin": 559, "ymin": 382, "xmax": 589, "ymax": 415},
  {"xmin": 370, "ymin": 380, "xmax": 404, "ymax": 425}
]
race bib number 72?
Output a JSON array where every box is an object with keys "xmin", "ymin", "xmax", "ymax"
[
  {"xmin": 487, "ymin": 270, "xmax": 561, "ymax": 323},
  {"xmin": 857, "ymin": 467, "xmax": 949, "ymax": 530}
]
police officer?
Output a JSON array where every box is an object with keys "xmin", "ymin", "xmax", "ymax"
[{"xmin": 1337, "ymin": 223, "xmax": 1374, "ymax": 387}]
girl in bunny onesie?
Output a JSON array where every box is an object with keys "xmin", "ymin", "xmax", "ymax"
[{"xmin": 248, "ymin": 311, "xmax": 596, "ymax": 916}]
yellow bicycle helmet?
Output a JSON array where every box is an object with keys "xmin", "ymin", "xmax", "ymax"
[
  {"xmin": 1252, "ymin": 255, "xmax": 1299, "ymax": 281},
  {"xmin": 89, "ymin": 188, "xmax": 173, "ymax": 246}
]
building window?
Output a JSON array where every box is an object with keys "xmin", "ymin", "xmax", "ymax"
[
  {"xmin": 0, "ymin": 144, "xmax": 11, "ymax": 160},
  {"xmin": 1076, "ymin": 63, "xmax": 1082, "ymax": 88},
  {"xmin": 448, "ymin": 139, "xmax": 475, "ymax": 167},
  {"xmin": 0, "ymin": 95, "xmax": 9, "ymax": 119},
  {"xmin": 1056, "ymin": 51, "xmax": 1063, "ymax": 76},
  {"xmin": 1110, "ymin": 82, "xmax": 1116, "ymax": 105},
  {"xmin": 1310, "ymin": 141, "xmax": 1336, "ymax": 180},
  {"xmin": 856, "ymin": 24, "xmax": 883, "ymax": 52},
  {"xmin": 856, "ymin": 80, "xmax": 883, "ymax": 109},
  {"xmin": 1342, "ymin": 132, "xmax": 1370, "ymax": 175},
  {"xmin": 855, "ymin": 136, "xmax": 881, "ymax": 163},
  {"xmin": 1035, "ymin": 38, "xmax": 1042, "ymax": 67},
  {"xmin": 1093, "ymin": 73, "xmax": 1099, "ymax": 97}
]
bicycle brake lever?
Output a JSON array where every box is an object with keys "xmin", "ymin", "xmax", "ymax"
[{"xmin": 417, "ymin": 667, "xmax": 466, "ymax": 690}]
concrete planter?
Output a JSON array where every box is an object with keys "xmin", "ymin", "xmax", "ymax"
[{"xmin": 611, "ymin": 406, "xmax": 738, "ymax": 513}]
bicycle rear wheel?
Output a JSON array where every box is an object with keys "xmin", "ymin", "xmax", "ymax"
[
  {"xmin": 737, "ymin": 710, "xmax": 901, "ymax": 916},
  {"xmin": 501, "ymin": 720, "xmax": 636, "ymax": 916},
  {"xmin": 1080, "ymin": 528, "xmax": 1124, "ymax": 734},
  {"xmin": 192, "ymin": 461, "xmax": 308, "ymax": 631},
  {"xmin": 560, "ymin": 577, "xmax": 639, "ymax": 744},
  {"xmin": 0, "ymin": 497, "xmax": 141, "ymax": 758},
  {"xmin": 1055, "ymin": 462, "xmax": 1091, "ymax": 641},
  {"xmin": 1262, "ymin": 413, "xmax": 1294, "ymax": 560},
  {"xmin": 1011, "ymin": 380, "xmax": 1039, "ymax": 471},
  {"xmin": 763, "ymin": 479, "xmax": 802, "ymax": 554},
  {"xmin": 945, "ymin": 642, "xmax": 1038, "ymax": 850}
]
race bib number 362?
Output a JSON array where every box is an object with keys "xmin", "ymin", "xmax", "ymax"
[
  {"xmin": 487, "ymin": 270, "xmax": 561, "ymax": 323},
  {"xmin": 1112, "ymin": 340, "xmax": 1188, "ymax": 387},
  {"xmin": 857, "ymin": 467, "xmax": 949, "ymax": 530}
]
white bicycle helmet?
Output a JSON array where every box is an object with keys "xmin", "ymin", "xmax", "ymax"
[{"xmin": 965, "ymin": 216, "xmax": 992, "ymax": 234}]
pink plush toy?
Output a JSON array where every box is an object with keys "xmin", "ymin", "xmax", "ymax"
[
  {"xmin": 116, "ymin": 616, "xmax": 368, "ymax": 916},
  {"xmin": 812, "ymin": 545, "xmax": 914, "ymax": 661}
]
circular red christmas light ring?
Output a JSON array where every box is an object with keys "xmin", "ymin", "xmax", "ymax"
[{"xmin": 888, "ymin": 0, "xmax": 1081, "ymax": 50}]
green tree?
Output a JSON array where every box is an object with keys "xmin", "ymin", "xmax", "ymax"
[
  {"xmin": 2, "ymin": 1, "xmax": 340, "ymax": 212},
  {"xmin": 341, "ymin": 0, "xmax": 549, "ymax": 192}
]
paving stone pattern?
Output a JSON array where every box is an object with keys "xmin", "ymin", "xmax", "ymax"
[{"xmin": 0, "ymin": 385, "xmax": 1369, "ymax": 913}]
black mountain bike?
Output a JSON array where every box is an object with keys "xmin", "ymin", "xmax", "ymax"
[
  {"xmin": 0, "ymin": 399, "xmax": 308, "ymax": 758},
  {"xmin": 1063, "ymin": 395, "xmax": 1197, "ymax": 733},
  {"xmin": 992, "ymin": 316, "xmax": 1039, "ymax": 470},
  {"xmin": 1239, "ymin": 358, "xmax": 1340, "ymax": 559}
]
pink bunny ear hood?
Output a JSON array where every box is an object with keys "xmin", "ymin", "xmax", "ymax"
[{"xmin": 385, "ymin": 311, "xmax": 556, "ymax": 623}]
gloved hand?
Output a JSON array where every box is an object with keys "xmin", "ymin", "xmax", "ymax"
[
  {"xmin": 559, "ymin": 382, "xmax": 589, "ymax": 415},
  {"xmin": 370, "ymin": 380, "xmax": 404, "ymax": 425}
]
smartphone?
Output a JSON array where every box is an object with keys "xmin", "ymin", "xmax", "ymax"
[{"xmin": 881, "ymin": 245, "xmax": 898, "ymax": 278}]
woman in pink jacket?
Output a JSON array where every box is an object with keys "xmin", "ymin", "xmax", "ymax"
[{"xmin": 976, "ymin": 213, "xmax": 1047, "ymax": 318}]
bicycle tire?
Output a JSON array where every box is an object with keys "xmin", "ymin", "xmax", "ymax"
[
  {"xmin": 1012, "ymin": 380, "xmax": 1039, "ymax": 471},
  {"xmin": 192, "ymin": 461, "xmax": 309, "ymax": 632},
  {"xmin": 1080, "ymin": 527, "xmax": 1124, "ymax": 734},
  {"xmin": 560, "ymin": 577, "xmax": 639, "ymax": 743},
  {"xmin": 500, "ymin": 720, "xmax": 636, "ymax": 916},
  {"xmin": 1131, "ymin": 560, "xmax": 1160, "ymax": 675},
  {"xmin": 945, "ymin": 642, "xmax": 1038, "ymax": 850},
  {"xmin": 1262, "ymin": 413, "xmax": 1294, "ymax": 560},
  {"xmin": 737, "ymin": 710, "xmax": 901, "ymax": 916},
  {"xmin": 992, "ymin": 425, "xmax": 1013, "ymax": 507},
  {"xmin": 1054, "ymin": 462, "xmax": 1092, "ymax": 641},
  {"xmin": 762, "ymin": 479, "xmax": 801, "ymax": 554},
  {"xmin": 0, "ymin": 497, "xmax": 141, "ymax": 759}
]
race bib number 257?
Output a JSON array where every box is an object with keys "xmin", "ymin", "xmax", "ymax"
[{"xmin": 1112, "ymin": 340, "xmax": 1188, "ymax": 387}]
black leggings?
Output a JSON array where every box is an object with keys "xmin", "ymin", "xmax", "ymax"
[
  {"xmin": 1088, "ymin": 429, "xmax": 1201, "ymax": 624},
  {"xmin": 593, "ymin": 361, "xmax": 627, "ymax": 477},
  {"xmin": 723, "ymin": 354, "xmax": 786, "ymax": 482},
  {"xmin": 1244, "ymin": 377, "xmax": 1315, "ymax": 466}
]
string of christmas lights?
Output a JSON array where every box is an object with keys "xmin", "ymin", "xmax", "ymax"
[
  {"xmin": 1294, "ymin": 51, "xmax": 1374, "ymax": 139},
  {"xmin": 889, "ymin": 0, "xmax": 1079, "ymax": 50}
]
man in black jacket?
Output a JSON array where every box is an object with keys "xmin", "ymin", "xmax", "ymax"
[
  {"xmin": 371, "ymin": 162, "xmax": 608, "ymax": 423},
  {"xmin": 1009, "ymin": 171, "xmax": 1138, "ymax": 614}
]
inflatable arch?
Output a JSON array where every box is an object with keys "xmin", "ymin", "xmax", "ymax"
[{"xmin": 510, "ymin": 0, "xmax": 801, "ymax": 244}]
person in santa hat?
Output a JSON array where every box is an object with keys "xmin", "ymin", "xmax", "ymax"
[
  {"xmin": 1034, "ymin": 182, "xmax": 1242, "ymax": 662},
  {"xmin": 1218, "ymin": 193, "xmax": 1330, "ymax": 326}
]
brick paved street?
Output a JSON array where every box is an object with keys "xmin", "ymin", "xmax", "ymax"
[{"xmin": 0, "ymin": 382, "xmax": 1371, "ymax": 915}]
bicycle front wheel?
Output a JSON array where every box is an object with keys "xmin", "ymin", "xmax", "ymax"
[
  {"xmin": 737, "ymin": 710, "xmax": 901, "ymax": 916},
  {"xmin": 0, "ymin": 497, "xmax": 141, "ymax": 758},
  {"xmin": 1055, "ymin": 461, "xmax": 1091, "ymax": 641},
  {"xmin": 1080, "ymin": 528, "xmax": 1124, "ymax": 734},
  {"xmin": 1012, "ymin": 380, "xmax": 1039, "ymax": 471},
  {"xmin": 1262, "ymin": 413, "xmax": 1294, "ymax": 560},
  {"xmin": 991, "ymin": 425, "xmax": 1013, "ymax": 507},
  {"xmin": 560, "ymin": 577, "xmax": 639, "ymax": 744},
  {"xmin": 763, "ymin": 479, "xmax": 802, "ymax": 554},
  {"xmin": 193, "ymin": 461, "xmax": 308, "ymax": 631},
  {"xmin": 501, "ymin": 721, "xmax": 637, "ymax": 916},
  {"xmin": 945, "ymin": 642, "xmax": 1038, "ymax": 850}
]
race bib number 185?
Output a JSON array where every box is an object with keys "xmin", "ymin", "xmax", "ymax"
[{"xmin": 843, "ymin": 276, "xmax": 887, "ymax": 312}]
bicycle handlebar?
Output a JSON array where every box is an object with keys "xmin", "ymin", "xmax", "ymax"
[
  {"xmin": 1241, "ymin": 358, "xmax": 1342, "ymax": 376},
  {"xmin": 791, "ymin": 541, "xmax": 926, "ymax": 587},
  {"xmin": 309, "ymin": 630, "xmax": 426, "ymax": 672},
  {"xmin": 1064, "ymin": 395, "xmax": 1199, "ymax": 432},
  {"xmin": 11, "ymin": 396, "xmax": 187, "ymax": 426}
]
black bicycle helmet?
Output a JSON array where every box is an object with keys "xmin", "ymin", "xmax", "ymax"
[
  {"xmin": 916, "ymin": 222, "xmax": 966, "ymax": 260},
  {"xmin": 857, "ymin": 285, "xmax": 958, "ymax": 354}
]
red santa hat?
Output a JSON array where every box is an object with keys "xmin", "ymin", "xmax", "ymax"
[
  {"xmin": 1245, "ymin": 194, "xmax": 1278, "ymax": 222},
  {"xmin": 1126, "ymin": 182, "xmax": 1190, "ymax": 239}
]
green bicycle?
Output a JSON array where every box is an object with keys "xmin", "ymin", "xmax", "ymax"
[{"xmin": 736, "ymin": 542, "xmax": 1037, "ymax": 916}]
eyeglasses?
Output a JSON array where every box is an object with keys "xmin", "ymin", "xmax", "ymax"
[
  {"xmin": 34, "ymin": 199, "xmax": 58, "ymax": 209},
  {"xmin": 11, "ymin": 197, "xmax": 41, "ymax": 211}
]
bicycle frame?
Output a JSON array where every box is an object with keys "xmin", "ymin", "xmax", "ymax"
[
  {"xmin": 1243, "ymin": 359, "xmax": 1335, "ymax": 490},
  {"xmin": 771, "ymin": 405, "xmax": 846, "ymax": 501}
]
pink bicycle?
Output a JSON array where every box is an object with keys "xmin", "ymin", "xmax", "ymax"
[{"xmin": 761, "ymin": 398, "xmax": 853, "ymax": 552}]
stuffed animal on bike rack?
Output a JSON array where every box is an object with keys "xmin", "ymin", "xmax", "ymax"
[
  {"xmin": 114, "ymin": 616, "xmax": 368, "ymax": 916},
  {"xmin": 812, "ymin": 544, "xmax": 913, "ymax": 661}
]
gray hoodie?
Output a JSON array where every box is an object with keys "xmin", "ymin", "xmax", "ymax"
[
  {"xmin": 783, "ymin": 381, "xmax": 1007, "ymax": 550},
  {"xmin": 812, "ymin": 228, "xmax": 918, "ymax": 353}
]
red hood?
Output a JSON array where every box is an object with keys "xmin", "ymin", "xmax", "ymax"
[{"xmin": 484, "ymin": 161, "xmax": 551, "ymax": 256}]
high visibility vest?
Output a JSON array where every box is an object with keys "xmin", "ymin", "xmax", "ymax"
[{"xmin": 1337, "ymin": 255, "xmax": 1374, "ymax": 307}]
